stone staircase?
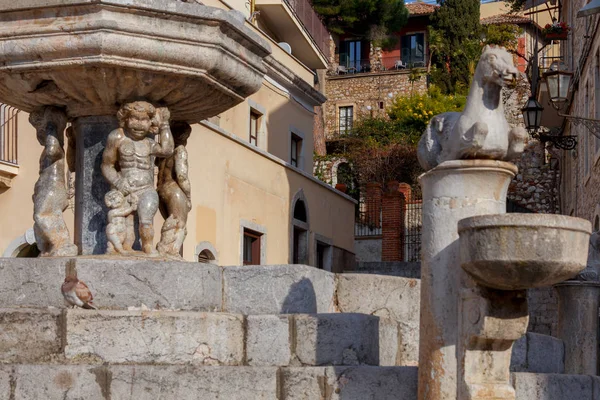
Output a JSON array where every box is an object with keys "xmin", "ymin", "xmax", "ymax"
[{"xmin": 0, "ymin": 258, "xmax": 420, "ymax": 399}]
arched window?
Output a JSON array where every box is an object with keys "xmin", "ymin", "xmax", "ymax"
[
  {"xmin": 3, "ymin": 228, "xmax": 40, "ymax": 258},
  {"xmin": 293, "ymin": 200, "xmax": 307, "ymax": 222},
  {"xmin": 194, "ymin": 241, "xmax": 218, "ymax": 265}
]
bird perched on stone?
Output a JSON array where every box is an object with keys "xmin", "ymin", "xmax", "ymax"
[{"xmin": 61, "ymin": 275, "xmax": 97, "ymax": 309}]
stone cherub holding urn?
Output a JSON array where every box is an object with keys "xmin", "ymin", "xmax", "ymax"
[{"xmin": 101, "ymin": 101, "xmax": 180, "ymax": 256}]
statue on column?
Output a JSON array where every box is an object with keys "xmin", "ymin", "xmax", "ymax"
[
  {"xmin": 157, "ymin": 121, "xmax": 192, "ymax": 258},
  {"xmin": 29, "ymin": 107, "xmax": 78, "ymax": 257},
  {"xmin": 101, "ymin": 101, "xmax": 174, "ymax": 255}
]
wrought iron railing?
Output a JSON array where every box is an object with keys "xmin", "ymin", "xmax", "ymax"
[
  {"xmin": 354, "ymin": 186, "xmax": 423, "ymax": 262},
  {"xmin": 284, "ymin": 0, "xmax": 331, "ymax": 60},
  {"xmin": 0, "ymin": 104, "xmax": 19, "ymax": 165},
  {"xmin": 332, "ymin": 56, "xmax": 426, "ymax": 75}
]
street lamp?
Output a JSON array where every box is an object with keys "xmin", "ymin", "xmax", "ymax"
[
  {"xmin": 544, "ymin": 61, "xmax": 573, "ymax": 108},
  {"xmin": 522, "ymin": 97, "xmax": 544, "ymax": 133}
]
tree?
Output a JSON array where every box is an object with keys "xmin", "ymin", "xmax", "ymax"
[
  {"xmin": 312, "ymin": 0, "xmax": 409, "ymax": 38},
  {"xmin": 430, "ymin": 0, "xmax": 482, "ymax": 93}
]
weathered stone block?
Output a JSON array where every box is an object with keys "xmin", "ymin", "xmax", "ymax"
[
  {"xmin": 293, "ymin": 314, "xmax": 379, "ymax": 366},
  {"xmin": 246, "ymin": 315, "xmax": 291, "ymax": 366},
  {"xmin": 0, "ymin": 364, "xmax": 106, "ymax": 400},
  {"xmin": 326, "ymin": 366, "xmax": 418, "ymax": 399},
  {"xmin": 511, "ymin": 332, "xmax": 564, "ymax": 373},
  {"xmin": 74, "ymin": 258, "xmax": 222, "ymax": 311},
  {"xmin": 378, "ymin": 318, "xmax": 400, "ymax": 366},
  {"xmin": 336, "ymin": 274, "xmax": 420, "ymax": 365},
  {"xmin": 0, "ymin": 257, "xmax": 70, "ymax": 308},
  {"xmin": 0, "ymin": 308, "xmax": 62, "ymax": 363},
  {"xmin": 280, "ymin": 367, "xmax": 328, "ymax": 399},
  {"xmin": 222, "ymin": 265, "xmax": 336, "ymax": 314},
  {"xmin": 110, "ymin": 365, "xmax": 278, "ymax": 400},
  {"xmin": 512, "ymin": 372, "xmax": 593, "ymax": 400},
  {"xmin": 65, "ymin": 310, "xmax": 244, "ymax": 365}
]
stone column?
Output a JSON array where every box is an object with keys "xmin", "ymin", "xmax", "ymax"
[
  {"xmin": 73, "ymin": 116, "xmax": 118, "ymax": 255},
  {"xmin": 555, "ymin": 281, "xmax": 600, "ymax": 375},
  {"xmin": 418, "ymin": 160, "xmax": 517, "ymax": 400}
]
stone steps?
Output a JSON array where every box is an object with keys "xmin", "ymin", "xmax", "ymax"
[
  {"xmin": 0, "ymin": 364, "xmax": 419, "ymax": 400},
  {"xmin": 0, "ymin": 308, "xmax": 402, "ymax": 367}
]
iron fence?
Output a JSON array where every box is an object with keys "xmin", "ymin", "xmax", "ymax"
[
  {"xmin": 0, "ymin": 104, "xmax": 19, "ymax": 165},
  {"xmin": 284, "ymin": 0, "xmax": 331, "ymax": 60},
  {"xmin": 354, "ymin": 186, "xmax": 422, "ymax": 262}
]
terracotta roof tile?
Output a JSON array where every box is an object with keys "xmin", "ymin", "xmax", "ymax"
[
  {"xmin": 480, "ymin": 13, "xmax": 532, "ymax": 25},
  {"xmin": 406, "ymin": 2, "xmax": 438, "ymax": 16}
]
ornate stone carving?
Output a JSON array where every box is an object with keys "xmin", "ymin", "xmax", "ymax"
[
  {"xmin": 157, "ymin": 122, "xmax": 192, "ymax": 258},
  {"xmin": 418, "ymin": 46, "xmax": 527, "ymax": 171},
  {"xmin": 29, "ymin": 107, "xmax": 78, "ymax": 257},
  {"xmin": 101, "ymin": 102, "xmax": 174, "ymax": 255}
]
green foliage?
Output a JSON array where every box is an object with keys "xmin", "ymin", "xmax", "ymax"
[
  {"xmin": 312, "ymin": 0, "xmax": 409, "ymax": 38},
  {"xmin": 483, "ymin": 24, "xmax": 522, "ymax": 51},
  {"xmin": 429, "ymin": 0, "xmax": 482, "ymax": 92},
  {"xmin": 388, "ymin": 86, "xmax": 467, "ymax": 143}
]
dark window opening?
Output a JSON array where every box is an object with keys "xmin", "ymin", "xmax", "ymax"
[
  {"xmin": 595, "ymin": 215, "xmax": 599, "ymax": 231},
  {"xmin": 401, "ymin": 33, "xmax": 425, "ymax": 67},
  {"xmin": 293, "ymin": 226, "xmax": 308, "ymax": 264},
  {"xmin": 198, "ymin": 249, "xmax": 216, "ymax": 264},
  {"xmin": 291, "ymin": 133, "xmax": 302, "ymax": 167},
  {"xmin": 16, "ymin": 244, "xmax": 40, "ymax": 258},
  {"xmin": 243, "ymin": 229, "xmax": 261, "ymax": 265},
  {"xmin": 316, "ymin": 242, "xmax": 327, "ymax": 270},
  {"xmin": 249, "ymin": 110, "xmax": 261, "ymax": 146},
  {"xmin": 293, "ymin": 200, "xmax": 307, "ymax": 222},
  {"xmin": 378, "ymin": 101, "xmax": 384, "ymax": 110}
]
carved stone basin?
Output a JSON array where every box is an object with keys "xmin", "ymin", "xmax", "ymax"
[
  {"xmin": 458, "ymin": 214, "xmax": 591, "ymax": 290},
  {"xmin": 0, "ymin": 0, "xmax": 271, "ymax": 121}
]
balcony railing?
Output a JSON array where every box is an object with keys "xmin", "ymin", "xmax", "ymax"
[
  {"xmin": 332, "ymin": 56, "xmax": 426, "ymax": 75},
  {"xmin": 0, "ymin": 104, "xmax": 19, "ymax": 165},
  {"xmin": 284, "ymin": 0, "xmax": 331, "ymax": 60}
]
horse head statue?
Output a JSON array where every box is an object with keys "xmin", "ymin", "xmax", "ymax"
[{"xmin": 417, "ymin": 45, "xmax": 526, "ymax": 171}]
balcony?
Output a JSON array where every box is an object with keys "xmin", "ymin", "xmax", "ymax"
[
  {"xmin": 255, "ymin": 0, "xmax": 330, "ymax": 69},
  {"xmin": 0, "ymin": 104, "xmax": 19, "ymax": 189},
  {"xmin": 330, "ymin": 56, "xmax": 426, "ymax": 76}
]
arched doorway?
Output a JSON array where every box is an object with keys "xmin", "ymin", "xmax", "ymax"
[{"xmin": 290, "ymin": 190, "xmax": 309, "ymax": 265}]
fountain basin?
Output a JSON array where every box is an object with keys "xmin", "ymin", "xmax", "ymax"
[
  {"xmin": 0, "ymin": 0, "xmax": 271, "ymax": 121},
  {"xmin": 458, "ymin": 213, "xmax": 591, "ymax": 290}
]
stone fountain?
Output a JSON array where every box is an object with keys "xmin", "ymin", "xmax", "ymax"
[
  {"xmin": 417, "ymin": 46, "xmax": 591, "ymax": 400},
  {"xmin": 0, "ymin": 0, "xmax": 271, "ymax": 256}
]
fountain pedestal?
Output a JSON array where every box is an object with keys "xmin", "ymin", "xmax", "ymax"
[
  {"xmin": 418, "ymin": 160, "xmax": 517, "ymax": 400},
  {"xmin": 555, "ymin": 281, "xmax": 600, "ymax": 375}
]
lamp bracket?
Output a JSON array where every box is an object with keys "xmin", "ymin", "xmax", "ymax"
[{"xmin": 560, "ymin": 113, "xmax": 600, "ymax": 141}]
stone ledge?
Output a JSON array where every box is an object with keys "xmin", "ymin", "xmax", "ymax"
[
  {"xmin": 2, "ymin": 309, "xmax": 404, "ymax": 367},
  {"xmin": 512, "ymin": 372, "xmax": 596, "ymax": 400},
  {"xmin": 0, "ymin": 364, "xmax": 419, "ymax": 400},
  {"xmin": 511, "ymin": 332, "xmax": 564, "ymax": 374}
]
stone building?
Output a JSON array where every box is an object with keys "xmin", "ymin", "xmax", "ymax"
[
  {"xmin": 559, "ymin": 0, "xmax": 600, "ymax": 230},
  {"xmin": 0, "ymin": 0, "xmax": 356, "ymax": 271}
]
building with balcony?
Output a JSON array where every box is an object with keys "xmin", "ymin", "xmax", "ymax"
[{"xmin": 0, "ymin": 0, "xmax": 355, "ymax": 271}]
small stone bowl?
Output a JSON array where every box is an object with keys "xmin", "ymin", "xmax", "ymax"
[{"xmin": 458, "ymin": 213, "xmax": 592, "ymax": 291}]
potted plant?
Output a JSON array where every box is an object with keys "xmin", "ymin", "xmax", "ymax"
[{"xmin": 542, "ymin": 21, "xmax": 571, "ymax": 40}]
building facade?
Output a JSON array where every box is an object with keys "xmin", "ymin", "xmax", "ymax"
[{"xmin": 0, "ymin": 0, "xmax": 356, "ymax": 271}]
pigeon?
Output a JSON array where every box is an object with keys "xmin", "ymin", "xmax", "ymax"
[{"xmin": 61, "ymin": 275, "xmax": 97, "ymax": 309}]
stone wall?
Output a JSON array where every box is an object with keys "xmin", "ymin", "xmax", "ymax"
[
  {"xmin": 527, "ymin": 287, "xmax": 559, "ymax": 337},
  {"xmin": 323, "ymin": 71, "xmax": 427, "ymax": 138}
]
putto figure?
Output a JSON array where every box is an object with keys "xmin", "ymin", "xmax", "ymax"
[
  {"xmin": 417, "ymin": 45, "xmax": 527, "ymax": 171},
  {"xmin": 29, "ymin": 107, "xmax": 78, "ymax": 257},
  {"xmin": 101, "ymin": 101, "xmax": 174, "ymax": 255},
  {"xmin": 105, "ymin": 190, "xmax": 137, "ymax": 255},
  {"xmin": 157, "ymin": 122, "xmax": 192, "ymax": 257}
]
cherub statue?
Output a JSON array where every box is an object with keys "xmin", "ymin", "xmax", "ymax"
[
  {"xmin": 105, "ymin": 190, "xmax": 138, "ymax": 255},
  {"xmin": 29, "ymin": 107, "xmax": 78, "ymax": 257},
  {"xmin": 417, "ymin": 45, "xmax": 527, "ymax": 171},
  {"xmin": 101, "ymin": 101, "xmax": 174, "ymax": 255},
  {"xmin": 157, "ymin": 122, "xmax": 192, "ymax": 257}
]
